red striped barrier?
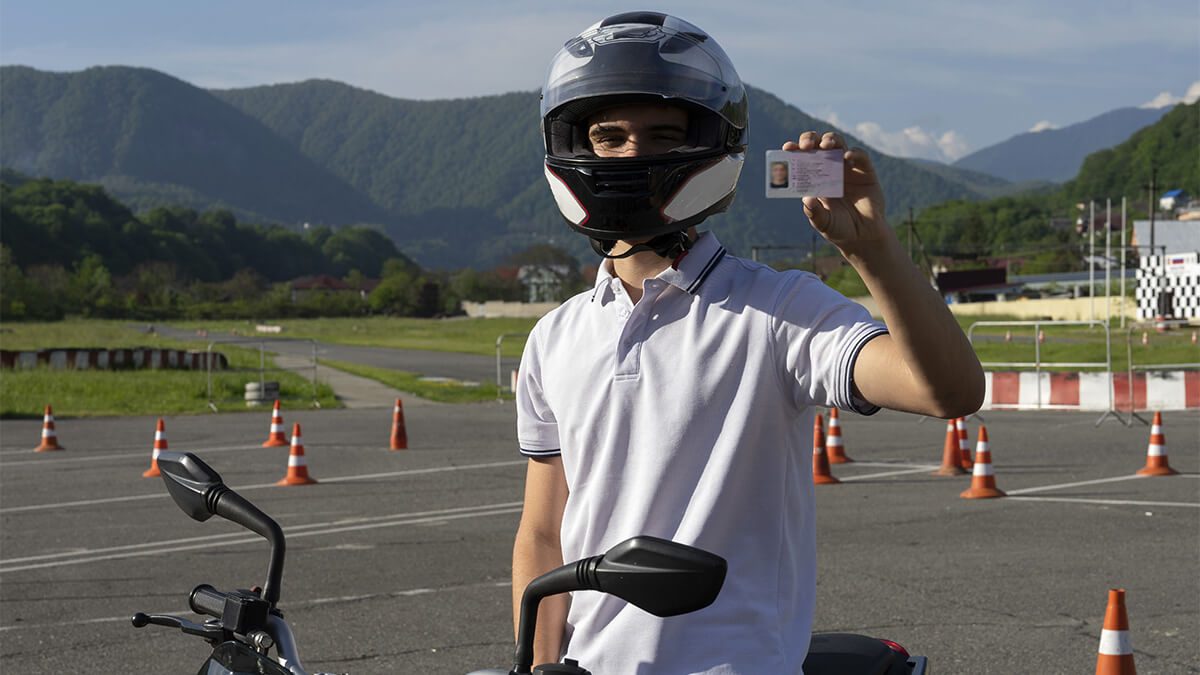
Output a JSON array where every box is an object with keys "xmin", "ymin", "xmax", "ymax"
[
  {"xmin": 983, "ymin": 370, "xmax": 1199, "ymax": 411},
  {"xmin": 0, "ymin": 349, "xmax": 228, "ymax": 371}
]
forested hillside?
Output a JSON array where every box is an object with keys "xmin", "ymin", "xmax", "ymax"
[
  {"xmin": 1064, "ymin": 101, "xmax": 1198, "ymax": 202},
  {"xmin": 909, "ymin": 101, "xmax": 1198, "ymax": 274},
  {"xmin": 2, "ymin": 65, "xmax": 1023, "ymax": 270},
  {"xmin": 952, "ymin": 106, "xmax": 1171, "ymax": 183}
]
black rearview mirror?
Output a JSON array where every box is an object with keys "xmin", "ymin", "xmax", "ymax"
[
  {"xmin": 512, "ymin": 535, "xmax": 727, "ymax": 673},
  {"xmin": 592, "ymin": 536, "xmax": 726, "ymax": 617},
  {"xmin": 157, "ymin": 451, "xmax": 225, "ymax": 522}
]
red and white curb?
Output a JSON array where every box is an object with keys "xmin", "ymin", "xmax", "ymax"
[{"xmin": 983, "ymin": 370, "xmax": 1200, "ymax": 411}]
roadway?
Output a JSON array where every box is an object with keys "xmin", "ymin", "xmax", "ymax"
[{"xmin": 1, "ymin": 401, "xmax": 1196, "ymax": 672}]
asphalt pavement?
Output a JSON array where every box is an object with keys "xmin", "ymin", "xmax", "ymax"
[
  {"xmin": 153, "ymin": 324, "xmax": 520, "ymax": 391},
  {"xmin": 1, "ymin": 405, "xmax": 1196, "ymax": 674}
]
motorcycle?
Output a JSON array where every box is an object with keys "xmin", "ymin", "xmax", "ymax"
[{"xmin": 134, "ymin": 451, "xmax": 926, "ymax": 675}]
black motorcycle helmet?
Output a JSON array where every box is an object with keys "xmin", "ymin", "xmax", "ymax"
[{"xmin": 540, "ymin": 11, "xmax": 748, "ymax": 258}]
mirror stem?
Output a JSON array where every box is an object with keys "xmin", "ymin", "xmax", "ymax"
[{"xmin": 512, "ymin": 555, "xmax": 601, "ymax": 674}]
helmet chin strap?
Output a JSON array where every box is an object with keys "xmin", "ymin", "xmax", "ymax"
[{"xmin": 591, "ymin": 230, "xmax": 694, "ymax": 261}]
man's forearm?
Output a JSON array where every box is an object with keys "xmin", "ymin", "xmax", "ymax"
[
  {"xmin": 843, "ymin": 230, "xmax": 985, "ymax": 417},
  {"xmin": 512, "ymin": 530, "xmax": 569, "ymax": 667}
]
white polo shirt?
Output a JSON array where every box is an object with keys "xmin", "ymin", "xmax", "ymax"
[{"xmin": 517, "ymin": 232, "xmax": 886, "ymax": 674}]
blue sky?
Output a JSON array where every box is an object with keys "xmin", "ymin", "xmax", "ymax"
[{"xmin": 2, "ymin": 0, "xmax": 1197, "ymax": 162}]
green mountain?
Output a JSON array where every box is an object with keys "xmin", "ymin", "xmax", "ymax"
[
  {"xmin": 2, "ymin": 65, "xmax": 1023, "ymax": 270},
  {"xmin": 1064, "ymin": 101, "xmax": 1198, "ymax": 202},
  {"xmin": 0, "ymin": 65, "xmax": 389, "ymax": 226},
  {"xmin": 953, "ymin": 106, "xmax": 1172, "ymax": 183}
]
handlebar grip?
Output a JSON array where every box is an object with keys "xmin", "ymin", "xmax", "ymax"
[{"xmin": 189, "ymin": 584, "xmax": 227, "ymax": 618}]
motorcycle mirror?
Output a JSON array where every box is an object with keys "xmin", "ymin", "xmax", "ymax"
[
  {"xmin": 512, "ymin": 536, "xmax": 726, "ymax": 674},
  {"xmin": 592, "ymin": 536, "xmax": 727, "ymax": 617},
  {"xmin": 157, "ymin": 451, "xmax": 225, "ymax": 522}
]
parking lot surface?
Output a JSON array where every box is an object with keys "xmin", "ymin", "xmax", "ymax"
[{"xmin": 1, "ymin": 406, "xmax": 1196, "ymax": 673}]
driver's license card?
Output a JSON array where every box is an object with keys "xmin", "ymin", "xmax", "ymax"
[{"xmin": 764, "ymin": 149, "xmax": 844, "ymax": 199}]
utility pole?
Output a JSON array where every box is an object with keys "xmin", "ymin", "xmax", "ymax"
[
  {"xmin": 1120, "ymin": 196, "xmax": 1126, "ymax": 328},
  {"xmin": 1089, "ymin": 200, "xmax": 1095, "ymax": 321},
  {"xmin": 1148, "ymin": 166, "xmax": 1157, "ymax": 254},
  {"xmin": 907, "ymin": 207, "xmax": 914, "ymax": 261},
  {"xmin": 1105, "ymin": 198, "xmax": 1111, "ymax": 326}
]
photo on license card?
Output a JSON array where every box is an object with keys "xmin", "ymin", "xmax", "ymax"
[{"xmin": 765, "ymin": 149, "xmax": 843, "ymax": 199}]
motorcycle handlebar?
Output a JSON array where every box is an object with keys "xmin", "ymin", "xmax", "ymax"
[{"xmin": 190, "ymin": 584, "xmax": 227, "ymax": 618}]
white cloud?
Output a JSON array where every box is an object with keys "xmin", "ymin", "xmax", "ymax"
[
  {"xmin": 849, "ymin": 120, "xmax": 970, "ymax": 163},
  {"xmin": 1029, "ymin": 120, "xmax": 1058, "ymax": 133},
  {"xmin": 1140, "ymin": 80, "xmax": 1200, "ymax": 109},
  {"xmin": 817, "ymin": 109, "xmax": 969, "ymax": 162}
]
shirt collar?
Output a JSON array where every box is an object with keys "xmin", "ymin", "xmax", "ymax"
[{"xmin": 590, "ymin": 231, "xmax": 728, "ymax": 302}]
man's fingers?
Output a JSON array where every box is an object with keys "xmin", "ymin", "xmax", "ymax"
[
  {"xmin": 845, "ymin": 146, "xmax": 877, "ymax": 179},
  {"xmin": 802, "ymin": 197, "xmax": 829, "ymax": 230},
  {"xmin": 818, "ymin": 132, "xmax": 845, "ymax": 150}
]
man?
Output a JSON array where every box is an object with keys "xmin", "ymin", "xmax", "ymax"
[
  {"xmin": 513, "ymin": 11, "xmax": 983, "ymax": 674},
  {"xmin": 770, "ymin": 160, "xmax": 790, "ymax": 188}
]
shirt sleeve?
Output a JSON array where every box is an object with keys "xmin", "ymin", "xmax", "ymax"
[
  {"xmin": 770, "ymin": 272, "xmax": 889, "ymax": 415},
  {"xmin": 516, "ymin": 323, "xmax": 562, "ymax": 457}
]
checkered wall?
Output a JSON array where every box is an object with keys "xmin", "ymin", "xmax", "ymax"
[{"xmin": 1136, "ymin": 252, "xmax": 1200, "ymax": 319}]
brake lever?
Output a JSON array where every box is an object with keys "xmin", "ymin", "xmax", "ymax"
[{"xmin": 131, "ymin": 612, "xmax": 226, "ymax": 642}]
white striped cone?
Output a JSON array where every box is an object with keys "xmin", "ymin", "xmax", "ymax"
[
  {"xmin": 1095, "ymin": 589, "xmax": 1136, "ymax": 674},
  {"xmin": 1136, "ymin": 411, "xmax": 1177, "ymax": 476},
  {"xmin": 956, "ymin": 417, "xmax": 973, "ymax": 469},
  {"xmin": 278, "ymin": 423, "xmax": 317, "ymax": 485},
  {"xmin": 826, "ymin": 408, "xmax": 852, "ymax": 463},
  {"xmin": 34, "ymin": 405, "xmax": 64, "ymax": 451},
  {"xmin": 812, "ymin": 414, "xmax": 838, "ymax": 484},
  {"xmin": 960, "ymin": 426, "xmax": 1004, "ymax": 498},
  {"xmin": 390, "ymin": 398, "xmax": 408, "ymax": 450},
  {"xmin": 143, "ymin": 418, "xmax": 167, "ymax": 477},
  {"xmin": 262, "ymin": 399, "xmax": 288, "ymax": 447}
]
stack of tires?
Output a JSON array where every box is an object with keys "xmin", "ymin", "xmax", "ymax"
[{"xmin": 244, "ymin": 381, "xmax": 280, "ymax": 407}]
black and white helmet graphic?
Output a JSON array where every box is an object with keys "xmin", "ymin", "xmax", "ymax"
[{"xmin": 540, "ymin": 11, "xmax": 748, "ymax": 256}]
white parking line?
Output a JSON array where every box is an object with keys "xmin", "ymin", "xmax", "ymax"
[
  {"xmin": 838, "ymin": 464, "xmax": 939, "ymax": 481},
  {"xmin": 0, "ymin": 502, "xmax": 523, "ymax": 573},
  {"xmin": 0, "ymin": 459, "xmax": 526, "ymax": 514},
  {"xmin": 0, "ymin": 579, "xmax": 512, "ymax": 632},
  {"xmin": 0, "ymin": 444, "xmax": 262, "ymax": 467},
  {"xmin": 1004, "ymin": 474, "xmax": 1189, "ymax": 495},
  {"xmin": 1008, "ymin": 496, "xmax": 1199, "ymax": 508}
]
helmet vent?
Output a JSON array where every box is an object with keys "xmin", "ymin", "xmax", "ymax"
[{"xmin": 593, "ymin": 168, "xmax": 650, "ymax": 193}]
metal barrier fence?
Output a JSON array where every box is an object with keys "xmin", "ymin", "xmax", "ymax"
[
  {"xmin": 966, "ymin": 320, "xmax": 1120, "ymax": 425},
  {"xmin": 1124, "ymin": 319, "xmax": 1200, "ymax": 426},
  {"xmin": 206, "ymin": 338, "xmax": 320, "ymax": 412},
  {"xmin": 495, "ymin": 333, "xmax": 529, "ymax": 401}
]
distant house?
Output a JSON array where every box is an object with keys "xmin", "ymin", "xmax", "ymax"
[
  {"xmin": 1160, "ymin": 189, "xmax": 1191, "ymax": 213},
  {"xmin": 935, "ymin": 267, "xmax": 1023, "ymax": 303},
  {"xmin": 519, "ymin": 264, "xmax": 571, "ymax": 303},
  {"xmin": 290, "ymin": 274, "xmax": 355, "ymax": 303}
]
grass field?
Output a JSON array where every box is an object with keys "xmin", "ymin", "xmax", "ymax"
[
  {"xmin": 0, "ymin": 321, "xmax": 339, "ymax": 417},
  {"xmin": 170, "ymin": 317, "xmax": 538, "ymax": 358},
  {"xmin": 2, "ymin": 316, "xmax": 1195, "ymax": 417}
]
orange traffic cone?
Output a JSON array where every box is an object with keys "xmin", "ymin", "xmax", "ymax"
[
  {"xmin": 932, "ymin": 419, "xmax": 968, "ymax": 475},
  {"xmin": 390, "ymin": 398, "xmax": 408, "ymax": 450},
  {"xmin": 143, "ymin": 418, "xmax": 167, "ymax": 477},
  {"xmin": 960, "ymin": 426, "xmax": 1005, "ymax": 498},
  {"xmin": 278, "ymin": 424, "xmax": 317, "ymax": 486},
  {"xmin": 34, "ymin": 405, "xmax": 65, "ymax": 451},
  {"xmin": 1095, "ymin": 589, "xmax": 1136, "ymax": 675},
  {"xmin": 1135, "ymin": 411, "xmax": 1178, "ymax": 476},
  {"xmin": 826, "ymin": 408, "xmax": 852, "ymax": 463},
  {"xmin": 957, "ymin": 417, "xmax": 973, "ymax": 469},
  {"xmin": 262, "ymin": 400, "xmax": 289, "ymax": 447},
  {"xmin": 812, "ymin": 414, "xmax": 839, "ymax": 484}
]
